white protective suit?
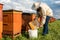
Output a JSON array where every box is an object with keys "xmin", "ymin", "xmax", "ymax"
[{"xmin": 32, "ymin": 2, "xmax": 53, "ymax": 25}]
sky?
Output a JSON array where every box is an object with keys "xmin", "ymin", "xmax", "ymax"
[{"xmin": 0, "ymin": 0, "xmax": 60, "ymax": 19}]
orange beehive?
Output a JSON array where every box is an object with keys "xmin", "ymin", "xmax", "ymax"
[
  {"xmin": 49, "ymin": 17, "xmax": 56, "ymax": 23},
  {"xmin": 0, "ymin": 3, "xmax": 3, "ymax": 39},
  {"xmin": 3, "ymin": 9, "xmax": 22, "ymax": 38}
]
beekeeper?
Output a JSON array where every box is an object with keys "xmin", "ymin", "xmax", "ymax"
[{"xmin": 32, "ymin": 2, "xmax": 53, "ymax": 35}]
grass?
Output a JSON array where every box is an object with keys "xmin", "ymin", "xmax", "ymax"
[{"xmin": 2, "ymin": 20, "xmax": 60, "ymax": 40}]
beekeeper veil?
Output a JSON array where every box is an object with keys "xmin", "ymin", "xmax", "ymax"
[{"xmin": 32, "ymin": 2, "xmax": 40, "ymax": 10}]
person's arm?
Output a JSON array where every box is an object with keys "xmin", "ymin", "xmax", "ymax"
[
  {"xmin": 40, "ymin": 16, "xmax": 46, "ymax": 27},
  {"xmin": 40, "ymin": 8, "xmax": 46, "ymax": 27}
]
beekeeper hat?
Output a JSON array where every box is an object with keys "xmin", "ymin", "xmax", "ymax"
[{"xmin": 32, "ymin": 2, "xmax": 40, "ymax": 10}]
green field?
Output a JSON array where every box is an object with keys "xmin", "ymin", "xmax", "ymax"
[{"xmin": 2, "ymin": 20, "xmax": 60, "ymax": 40}]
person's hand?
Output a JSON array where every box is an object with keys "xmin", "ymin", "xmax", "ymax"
[{"xmin": 40, "ymin": 24, "xmax": 43, "ymax": 28}]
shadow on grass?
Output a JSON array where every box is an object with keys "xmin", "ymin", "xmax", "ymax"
[{"xmin": 21, "ymin": 31, "xmax": 29, "ymax": 39}]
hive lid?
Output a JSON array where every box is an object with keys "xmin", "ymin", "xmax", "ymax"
[
  {"xmin": 3, "ymin": 9, "xmax": 22, "ymax": 12},
  {"xmin": 0, "ymin": 3, "xmax": 3, "ymax": 5}
]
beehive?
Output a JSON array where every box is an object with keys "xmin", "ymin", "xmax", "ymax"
[
  {"xmin": 3, "ymin": 9, "xmax": 22, "ymax": 38},
  {"xmin": 49, "ymin": 17, "xmax": 56, "ymax": 23},
  {"xmin": 0, "ymin": 3, "xmax": 3, "ymax": 39},
  {"xmin": 22, "ymin": 13, "xmax": 36, "ymax": 32}
]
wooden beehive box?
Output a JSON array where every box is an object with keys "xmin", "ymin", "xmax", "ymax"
[
  {"xmin": 49, "ymin": 17, "xmax": 56, "ymax": 23},
  {"xmin": 22, "ymin": 13, "xmax": 36, "ymax": 32},
  {"xmin": 3, "ymin": 9, "xmax": 22, "ymax": 38},
  {"xmin": 0, "ymin": 3, "xmax": 3, "ymax": 39}
]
